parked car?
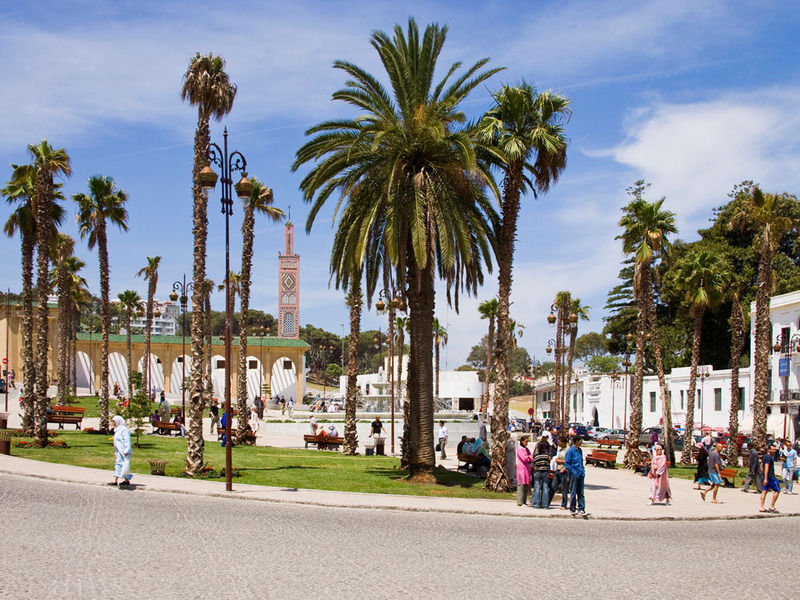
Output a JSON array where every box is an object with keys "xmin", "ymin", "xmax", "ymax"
[
  {"xmin": 587, "ymin": 426, "xmax": 608, "ymax": 440},
  {"xmin": 568, "ymin": 422, "xmax": 588, "ymax": 439},
  {"xmin": 639, "ymin": 426, "xmax": 684, "ymax": 450},
  {"xmin": 598, "ymin": 428, "xmax": 627, "ymax": 441},
  {"xmin": 0, "ymin": 378, "xmax": 5, "ymax": 394}
]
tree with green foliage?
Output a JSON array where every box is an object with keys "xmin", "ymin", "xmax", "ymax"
[
  {"xmin": 433, "ymin": 318, "xmax": 448, "ymax": 400},
  {"xmin": 574, "ymin": 332, "xmax": 608, "ymax": 363},
  {"xmin": 118, "ymin": 290, "xmax": 142, "ymax": 399},
  {"xmin": 136, "ymin": 256, "xmax": 161, "ymax": 397}
]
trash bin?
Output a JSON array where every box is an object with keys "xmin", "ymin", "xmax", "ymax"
[
  {"xmin": 0, "ymin": 430, "xmax": 10, "ymax": 456},
  {"xmin": 365, "ymin": 445, "xmax": 374, "ymax": 456},
  {"xmin": 374, "ymin": 437, "xmax": 385, "ymax": 456}
]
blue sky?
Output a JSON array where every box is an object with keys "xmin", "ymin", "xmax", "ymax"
[{"xmin": 2, "ymin": 0, "xmax": 799, "ymax": 367}]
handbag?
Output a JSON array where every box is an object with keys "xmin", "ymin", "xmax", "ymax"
[{"xmin": 435, "ymin": 442, "xmax": 441, "ymax": 452}]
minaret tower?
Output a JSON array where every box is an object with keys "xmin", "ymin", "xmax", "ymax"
[{"xmin": 278, "ymin": 219, "xmax": 299, "ymax": 338}]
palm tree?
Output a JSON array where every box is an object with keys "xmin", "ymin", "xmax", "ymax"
[
  {"xmin": 118, "ymin": 290, "xmax": 142, "ymax": 399},
  {"xmin": 3, "ymin": 165, "xmax": 64, "ymax": 430},
  {"xmin": 726, "ymin": 285, "xmax": 746, "ymax": 467},
  {"xmin": 478, "ymin": 298, "xmax": 498, "ymax": 416},
  {"xmin": 432, "ymin": 318, "xmax": 448, "ymax": 401},
  {"xmin": 28, "ymin": 141, "xmax": 72, "ymax": 446},
  {"xmin": 181, "ymin": 52, "xmax": 237, "ymax": 475},
  {"xmin": 395, "ymin": 315, "xmax": 411, "ymax": 465},
  {"xmin": 137, "ymin": 256, "xmax": 161, "ymax": 398},
  {"xmin": 75, "ymin": 175, "xmax": 128, "ymax": 433},
  {"xmin": 551, "ymin": 291, "xmax": 572, "ymax": 428},
  {"xmin": 61, "ymin": 257, "xmax": 86, "ymax": 396},
  {"xmin": 201, "ymin": 279, "xmax": 215, "ymax": 401},
  {"xmin": 730, "ymin": 186, "xmax": 798, "ymax": 451},
  {"xmin": 70, "ymin": 281, "xmax": 92, "ymax": 394},
  {"xmin": 50, "ymin": 233, "xmax": 76, "ymax": 404},
  {"xmin": 293, "ymin": 19, "xmax": 500, "ymax": 482},
  {"xmin": 617, "ymin": 181, "xmax": 677, "ymax": 466},
  {"xmin": 675, "ymin": 249, "xmax": 726, "ymax": 464},
  {"xmin": 477, "ymin": 83, "xmax": 570, "ymax": 492},
  {"xmin": 237, "ymin": 178, "xmax": 283, "ymax": 438},
  {"xmin": 564, "ymin": 298, "xmax": 589, "ymax": 424},
  {"xmin": 343, "ymin": 279, "xmax": 362, "ymax": 455}
]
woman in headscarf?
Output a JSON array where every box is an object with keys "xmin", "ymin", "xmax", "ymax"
[
  {"xmin": 515, "ymin": 435, "xmax": 533, "ymax": 506},
  {"xmin": 110, "ymin": 415, "xmax": 133, "ymax": 487},
  {"xmin": 648, "ymin": 444, "xmax": 671, "ymax": 505},
  {"xmin": 693, "ymin": 442, "xmax": 709, "ymax": 490}
]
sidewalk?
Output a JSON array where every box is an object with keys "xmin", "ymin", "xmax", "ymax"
[{"xmin": 1, "ymin": 450, "xmax": 797, "ymax": 521}]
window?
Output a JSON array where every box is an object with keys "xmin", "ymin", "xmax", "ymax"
[
  {"xmin": 177, "ymin": 356, "xmax": 184, "ymax": 363},
  {"xmin": 650, "ymin": 391, "xmax": 656, "ymax": 413},
  {"xmin": 283, "ymin": 360, "xmax": 293, "ymax": 370},
  {"xmin": 680, "ymin": 389, "xmax": 684, "ymax": 410},
  {"xmin": 782, "ymin": 327, "xmax": 791, "ymax": 352},
  {"xmin": 283, "ymin": 312, "xmax": 294, "ymax": 336},
  {"xmin": 739, "ymin": 387, "xmax": 746, "ymax": 412},
  {"xmin": 714, "ymin": 388, "xmax": 722, "ymax": 411},
  {"xmin": 697, "ymin": 389, "xmax": 702, "ymax": 409},
  {"xmin": 248, "ymin": 359, "xmax": 258, "ymax": 369},
  {"xmin": 216, "ymin": 359, "xmax": 225, "ymax": 369}
]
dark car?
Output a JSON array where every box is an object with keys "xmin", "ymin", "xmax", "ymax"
[
  {"xmin": 568, "ymin": 422, "xmax": 588, "ymax": 439},
  {"xmin": 640, "ymin": 426, "xmax": 684, "ymax": 450}
]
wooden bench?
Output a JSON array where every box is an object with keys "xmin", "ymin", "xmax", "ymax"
[
  {"xmin": 720, "ymin": 467, "xmax": 739, "ymax": 488},
  {"xmin": 47, "ymin": 406, "xmax": 85, "ymax": 430},
  {"xmin": 151, "ymin": 421, "xmax": 182, "ymax": 436},
  {"xmin": 303, "ymin": 434, "xmax": 344, "ymax": 450},
  {"xmin": 596, "ymin": 438, "xmax": 624, "ymax": 449},
  {"xmin": 586, "ymin": 449, "xmax": 618, "ymax": 468}
]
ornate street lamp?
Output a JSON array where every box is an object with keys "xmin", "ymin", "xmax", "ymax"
[
  {"xmin": 773, "ymin": 332, "xmax": 800, "ymax": 438},
  {"xmin": 170, "ymin": 275, "xmax": 193, "ymax": 422},
  {"xmin": 200, "ymin": 128, "xmax": 252, "ymax": 492},
  {"xmin": 697, "ymin": 365, "xmax": 710, "ymax": 433}
]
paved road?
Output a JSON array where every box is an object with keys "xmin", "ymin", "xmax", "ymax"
[{"xmin": 0, "ymin": 474, "xmax": 790, "ymax": 599}]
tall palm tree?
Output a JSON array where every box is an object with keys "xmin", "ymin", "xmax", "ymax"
[
  {"xmin": 28, "ymin": 141, "xmax": 72, "ymax": 446},
  {"xmin": 478, "ymin": 298, "xmax": 498, "ymax": 416},
  {"xmin": 394, "ymin": 315, "xmax": 411, "ymax": 465},
  {"xmin": 118, "ymin": 290, "xmax": 142, "ymax": 399},
  {"xmin": 137, "ymin": 256, "xmax": 161, "ymax": 397},
  {"xmin": 564, "ymin": 298, "xmax": 589, "ymax": 424},
  {"xmin": 477, "ymin": 83, "xmax": 570, "ymax": 492},
  {"xmin": 730, "ymin": 186, "xmax": 797, "ymax": 451},
  {"xmin": 617, "ymin": 181, "xmax": 677, "ymax": 466},
  {"xmin": 675, "ymin": 249, "xmax": 726, "ymax": 464},
  {"xmin": 726, "ymin": 286, "xmax": 746, "ymax": 467},
  {"xmin": 343, "ymin": 279, "xmax": 362, "ymax": 455},
  {"xmin": 50, "ymin": 233, "xmax": 76, "ymax": 404},
  {"xmin": 181, "ymin": 52, "xmax": 237, "ymax": 475},
  {"xmin": 237, "ymin": 178, "xmax": 283, "ymax": 438},
  {"xmin": 293, "ymin": 19, "xmax": 500, "ymax": 482},
  {"xmin": 201, "ymin": 279, "xmax": 215, "ymax": 401},
  {"xmin": 551, "ymin": 291, "xmax": 572, "ymax": 428},
  {"xmin": 70, "ymin": 281, "xmax": 92, "ymax": 394},
  {"xmin": 3, "ymin": 166, "xmax": 64, "ymax": 430},
  {"xmin": 432, "ymin": 318, "xmax": 448, "ymax": 401},
  {"xmin": 75, "ymin": 175, "xmax": 128, "ymax": 433}
]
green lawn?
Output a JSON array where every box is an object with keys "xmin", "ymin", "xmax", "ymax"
[{"xmin": 11, "ymin": 431, "xmax": 513, "ymax": 500}]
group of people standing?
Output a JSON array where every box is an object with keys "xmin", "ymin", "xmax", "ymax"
[{"xmin": 516, "ymin": 433, "xmax": 586, "ymax": 516}]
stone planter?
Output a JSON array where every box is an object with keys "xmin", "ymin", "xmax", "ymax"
[
  {"xmin": 0, "ymin": 429, "xmax": 11, "ymax": 455},
  {"xmin": 148, "ymin": 459, "xmax": 167, "ymax": 476}
]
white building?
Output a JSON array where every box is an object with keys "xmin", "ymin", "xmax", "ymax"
[
  {"xmin": 532, "ymin": 290, "xmax": 800, "ymax": 441},
  {"xmin": 126, "ymin": 299, "xmax": 180, "ymax": 336}
]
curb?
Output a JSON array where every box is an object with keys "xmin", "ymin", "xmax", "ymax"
[{"xmin": 2, "ymin": 467, "xmax": 798, "ymax": 522}]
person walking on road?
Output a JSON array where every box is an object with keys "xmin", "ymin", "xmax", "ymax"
[
  {"xmin": 437, "ymin": 421, "xmax": 448, "ymax": 460},
  {"xmin": 701, "ymin": 443, "xmax": 723, "ymax": 503},
  {"xmin": 110, "ymin": 415, "xmax": 133, "ymax": 487},
  {"xmin": 741, "ymin": 445, "xmax": 761, "ymax": 493},
  {"xmin": 209, "ymin": 400, "xmax": 220, "ymax": 435},
  {"xmin": 515, "ymin": 435, "xmax": 533, "ymax": 506},
  {"xmin": 760, "ymin": 445, "xmax": 781, "ymax": 513},
  {"xmin": 780, "ymin": 440, "xmax": 797, "ymax": 494},
  {"xmin": 531, "ymin": 436, "xmax": 552, "ymax": 509},
  {"xmin": 565, "ymin": 436, "xmax": 586, "ymax": 516}
]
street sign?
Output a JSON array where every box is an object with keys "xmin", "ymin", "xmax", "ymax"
[
  {"xmin": 779, "ymin": 356, "xmax": 790, "ymax": 377},
  {"xmin": 1, "ymin": 358, "xmax": 6, "ymax": 365}
]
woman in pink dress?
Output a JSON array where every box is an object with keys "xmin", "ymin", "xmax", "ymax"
[{"xmin": 648, "ymin": 444, "xmax": 672, "ymax": 505}]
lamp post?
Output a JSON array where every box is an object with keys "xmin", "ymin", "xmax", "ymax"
[
  {"xmin": 610, "ymin": 370, "xmax": 619, "ymax": 429},
  {"xmin": 773, "ymin": 333, "xmax": 800, "ymax": 439},
  {"xmin": 529, "ymin": 358, "xmax": 540, "ymax": 425},
  {"xmin": 622, "ymin": 332, "xmax": 634, "ymax": 432},
  {"xmin": 377, "ymin": 288, "xmax": 403, "ymax": 454},
  {"xmin": 545, "ymin": 338, "xmax": 557, "ymax": 422},
  {"xmin": 169, "ymin": 275, "xmax": 193, "ymax": 422},
  {"xmin": 5, "ymin": 289, "xmax": 9, "ymax": 412},
  {"xmin": 199, "ymin": 127, "xmax": 252, "ymax": 492},
  {"xmin": 258, "ymin": 325, "xmax": 269, "ymax": 403},
  {"xmin": 697, "ymin": 365, "xmax": 710, "ymax": 433}
]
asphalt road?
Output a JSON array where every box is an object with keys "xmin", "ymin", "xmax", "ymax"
[{"xmin": 0, "ymin": 474, "xmax": 790, "ymax": 599}]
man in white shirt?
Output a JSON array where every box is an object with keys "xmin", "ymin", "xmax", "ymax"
[{"xmin": 438, "ymin": 421, "xmax": 448, "ymax": 460}]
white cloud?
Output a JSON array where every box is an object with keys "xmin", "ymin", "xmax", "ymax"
[{"xmin": 600, "ymin": 87, "xmax": 800, "ymax": 236}]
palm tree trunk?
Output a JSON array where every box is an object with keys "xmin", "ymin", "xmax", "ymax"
[
  {"xmin": 624, "ymin": 262, "xmax": 648, "ymax": 468},
  {"xmin": 97, "ymin": 224, "xmax": 111, "ymax": 432},
  {"xmin": 237, "ymin": 206, "xmax": 255, "ymax": 439},
  {"xmin": 144, "ymin": 279, "xmax": 154, "ymax": 398},
  {"xmin": 482, "ymin": 316, "xmax": 494, "ymax": 415},
  {"xmin": 204, "ymin": 287, "xmax": 213, "ymax": 399},
  {"xmin": 727, "ymin": 300, "xmax": 745, "ymax": 466},
  {"xmin": 71, "ymin": 308, "xmax": 78, "ymax": 394},
  {"xmin": 565, "ymin": 324, "xmax": 577, "ymax": 424},
  {"xmin": 57, "ymin": 260, "xmax": 69, "ymax": 404},
  {"xmin": 486, "ymin": 170, "xmax": 522, "ymax": 492},
  {"xmin": 186, "ymin": 112, "xmax": 210, "ymax": 476},
  {"xmin": 407, "ymin": 257, "xmax": 436, "ymax": 483},
  {"xmin": 752, "ymin": 234, "xmax": 773, "ymax": 452},
  {"xmin": 20, "ymin": 230, "xmax": 35, "ymax": 431},
  {"xmin": 434, "ymin": 340, "xmax": 440, "ymax": 401},
  {"xmin": 33, "ymin": 173, "xmax": 53, "ymax": 447},
  {"xmin": 126, "ymin": 311, "xmax": 133, "ymax": 400},
  {"xmin": 343, "ymin": 279, "xmax": 362, "ymax": 455},
  {"xmin": 681, "ymin": 311, "xmax": 703, "ymax": 465},
  {"xmin": 399, "ymin": 329, "xmax": 410, "ymax": 467},
  {"xmin": 647, "ymin": 296, "xmax": 674, "ymax": 463}
]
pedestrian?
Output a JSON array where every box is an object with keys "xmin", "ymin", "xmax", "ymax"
[
  {"xmin": 531, "ymin": 436, "xmax": 552, "ymax": 509},
  {"xmin": 701, "ymin": 442, "xmax": 724, "ymax": 503},
  {"xmin": 109, "ymin": 415, "xmax": 132, "ymax": 487},
  {"xmin": 249, "ymin": 405, "xmax": 260, "ymax": 434},
  {"xmin": 287, "ymin": 397, "xmax": 294, "ymax": 418},
  {"xmin": 549, "ymin": 437, "xmax": 569, "ymax": 509},
  {"xmin": 113, "ymin": 381, "xmax": 119, "ymax": 397},
  {"xmin": 741, "ymin": 445, "xmax": 761, "ymax": 493},
  {"xmin": 309, "ymin": 415, "xmax": 318, "ymax": 436},
  {"xmin": 280, "ymin": 395, "xmax": 286, "ymax": 415},
  {"xmin": 780, "ymin": 440, "xmax": 797, "ymax": 494},
  {"xmin": 8, "ymin": 368, "xmax": 15, "ymax": 389},
  {"xmin": 478, "ymin": 417, "xmax": 488, "ymax": 443},
  {"xmin": 369, "ymin": 416, "xmax": 385, "ymax": 439},
  {"xmin": 693, "ymin": 443, "xmax": 710, "ymax": 489},
  {"xmin": 209, "ymin": 399, "xmax": 220, "ymax": 434},
  {"xmin": 647, "ymin": 444, "xmax": 671, "ymax": 505},
  {"xmin": 565, "ymin": 436, "xmax": 586, "ymax": 516},
  {"xmin": 515, "ymin": 435, "xmax": 533, "ymax": 506},
  {"xmin": 437, "ymin": 421, "xmax": 448, "ymax": 460},
  {"xmin": 254, "ymin": 395, "xmax": 264, "ymax": 419},
  {"xmin": 759, "ymin": 444, "xmax": 781, "ymax": 513}
]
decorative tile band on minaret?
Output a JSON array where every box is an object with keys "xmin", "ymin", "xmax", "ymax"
[{"xmin": 278, "ymin": 219, "xmax": 299, "ymax": 339}]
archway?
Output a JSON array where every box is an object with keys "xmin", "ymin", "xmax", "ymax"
[
  {"xmin": 76, "ymin": 351, "xmax": 93, "ymax": 392},
  {"xmin": 245, "ymin": 355, "xmax": 263, "ymax": 402},
  {"xmin": 170, "ymin": 355, "xmax": 191, "ymax": 399},
  {"xmin": 210, "ymin": 354, "xmax": 225, "ymax": 400},
  {"xmin": 137, "ymin": 353, "xmax": 165, "ymax": 394},
  {"xmin": 592, "ymin": 406, "xmax": 599, "ymax": 427},
  {"xmin": 108, "ymin": 352, "xmax": 128, "ymax": 395},
  {"xmin": 271, "ymin": 356, "xmax": 297, "ymax": 403}
]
